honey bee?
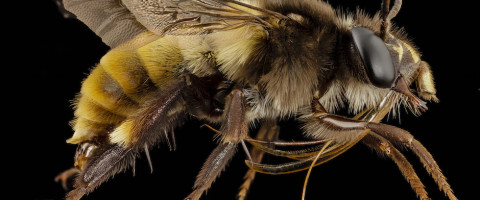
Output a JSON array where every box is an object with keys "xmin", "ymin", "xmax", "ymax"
[{"xmin": 55, "ymin": 0, "xmax": 457, "ymax": 199}]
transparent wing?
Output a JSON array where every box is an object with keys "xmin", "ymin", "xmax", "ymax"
[
  {"xmin": 121, "ymin": 0, "xmax": 268, "ymax": 35},
  {"xmin": 63, "ymin": 0, "xmax": 275, "ymax": 48},
  {"xmin": 63, "ymin": 0, "xmax": 157, "ymax": 48}
]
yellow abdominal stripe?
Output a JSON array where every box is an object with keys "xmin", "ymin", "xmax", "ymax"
[
  {"xmin": 135, "ymin": 37, "xmax": 183, "ymax": 89},
  {"xmin": 68, "ymin": 35, "xmax": 185, "ymax": 146},
  {"xmin": 100, "ymin": 50, "xmax": 147, "ymax": 101},
  {"xmin": 107, "ymin": 38, "xmax": 185, "ymax": 146},
  {"xmin": 80, "ymin": 66, "xmax": 138, "ymax": 116},
  {"xmin": 69, "ymin": 26, "xmax": 263, "ymax": 146}
]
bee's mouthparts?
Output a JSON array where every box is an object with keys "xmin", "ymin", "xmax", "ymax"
[{"xmin": 391, "ymin": 74, "xmax": 428, "ymax": 111}]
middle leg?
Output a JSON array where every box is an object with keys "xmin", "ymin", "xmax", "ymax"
[
  {"xmin": 186, "ymin": 89, "xmax": 248, "ymax": 200},
  {"xmin": 300, "ymin": 99, "xmax": 456, "ymax": 200},
  {"xmin": 362, "ymin": 133, "xmax": 429, "ymax": 200},
  {"xmin": 237, "ymin": 120, "xmax": 279, "ymax": 200}
]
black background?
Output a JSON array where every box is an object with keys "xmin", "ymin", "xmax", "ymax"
[{"xmin": 16, "ymin": 0, "xmax": 479, "ymax": 200}]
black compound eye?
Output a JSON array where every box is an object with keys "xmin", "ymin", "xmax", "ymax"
[{"xmin": 351, "ymin": 27, "xmax": 396, "ymax": 88}]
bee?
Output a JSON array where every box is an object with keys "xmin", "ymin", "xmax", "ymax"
[{"xmin": 55, "ymin": 0, "xmax": 457, "ymax": 199}]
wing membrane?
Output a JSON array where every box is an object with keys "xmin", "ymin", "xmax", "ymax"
[
  {"xmin": 121, "ymin": 0, "xmax": 265, "ymax": 35},
  {"xmin": 63, "ymin": 0, "xmax": 273, "ymax": 48},
  {"xmin": 63, "ymin": 0, "xmax": 156, "ymax": 48}
]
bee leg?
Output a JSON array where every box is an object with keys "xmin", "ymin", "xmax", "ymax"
[
  {"xmin": 111, "ymin": 77, "xmax": 187, "ymax": 148},
  {"xmin": 186, "ymin": 89, "xmax": 248, "ymax": 200},
  {"xmin": 56, "ymin": 142, "xmax": 98, "ymax": 191},
  {"xmin": 245, "ymin": 138, "xmax": 333, "ymax": 160},
  {"xmin": 366, "ymin": 125, "xmax": 458, "ymax": 200},
  {"xmin": 237, "ymin": 120, "xmax": 279, "ymax": 200},
  {"xmin": 308, "ymin": 99, "xmax": 412, "ymax": 143},
  {"xmin": 55, "ymin": 167, "xmax": 80, "ymax": 191},
  {"xmin": 362, "ymin": 133, "xmax": 429, "ymax": 200},
  {"xmin": 245, "ymin": 138, "xmax": 359, "ymax": 174},
  {"xmin": 309, "ymin": 101, "xmax": 457, "ymax": 200},
  {"xmin": 186, "ymin": 142, "xmax": 237, "ymax": 200},
  {"xmin": 67, "ymin": 78, "xmax": 187, "ymax": 200},
  {"xmin": 66, "ymin": 144, "xmax": 135, "ymax": 200}
]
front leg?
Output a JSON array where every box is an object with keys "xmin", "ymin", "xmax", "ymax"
[
  {"xmin": 186, "ymin": 89, "xmax": 247, "ymax": 200},
  {"xmin": 306, "ymin": 100, "xmax": 457, "ymax": 200},
  {"xmin": 304, "ymin": 99, "xmax": 411, "ymax": 144},
  {"xmin": 362, "ymin": 133, "xmax": 429, "ymax": 200}
]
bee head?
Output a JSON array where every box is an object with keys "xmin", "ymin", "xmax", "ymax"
[{"xmin": 350, "ymin": 0, "xmax": 435, "ymax": 111}]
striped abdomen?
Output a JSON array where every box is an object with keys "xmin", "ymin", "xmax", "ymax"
[{"xmin": 67, "ymin": 37, "xmax": 183, "ymax": 146}]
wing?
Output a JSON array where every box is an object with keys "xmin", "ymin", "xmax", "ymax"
[
  {"xmin": 63, "ymin": 0, "xmax": 155, "ymax": 48},
  {"xmin": 63, "ymin": 0, "xmax": 280, "ymax": 48}
]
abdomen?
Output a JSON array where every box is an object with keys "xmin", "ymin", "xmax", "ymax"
[{"xmin": 67, "ymin": 37, "xmax": 183, "ymax": 146}]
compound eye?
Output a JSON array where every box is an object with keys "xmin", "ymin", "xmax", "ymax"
[{"xmin": 351, "ymin": 27, "xmax": 396, "ymax": 88}]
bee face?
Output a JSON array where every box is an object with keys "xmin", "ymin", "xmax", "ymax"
[
  {"xmin": 385, "ymin": 35, "xmax": 439, "ymax": 103},
  {"xmin": 349, "ymin": 25, "xmax": 430, "ymax": 112},
  {"xmin": 351, "ymin": 26, "xmax": 397, "ymax": 89},
  {"xmin": 351, "ymin": 26, "xmax": 422, "ymax": 87}
]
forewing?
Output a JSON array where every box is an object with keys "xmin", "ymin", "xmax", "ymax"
[
  {"xmin": 121, "ymin": 0, "xmax": 262, "ymax": 35},
  {"xmin": 63, "ymin": 0, "xmax": 267, "ymax": 48},
  {"xmin": 63, "ymin": 0, "xmax": 157, "ymax": 48}
]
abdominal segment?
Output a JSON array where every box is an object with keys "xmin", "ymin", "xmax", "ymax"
[{"xmin": 67, "ymin": 38, "xmax": 184, "ymax": 167}]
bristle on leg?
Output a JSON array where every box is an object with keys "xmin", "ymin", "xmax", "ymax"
[{"xmin": 144, "ymin": 144, "xmax": 153, "ymax": 173}]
